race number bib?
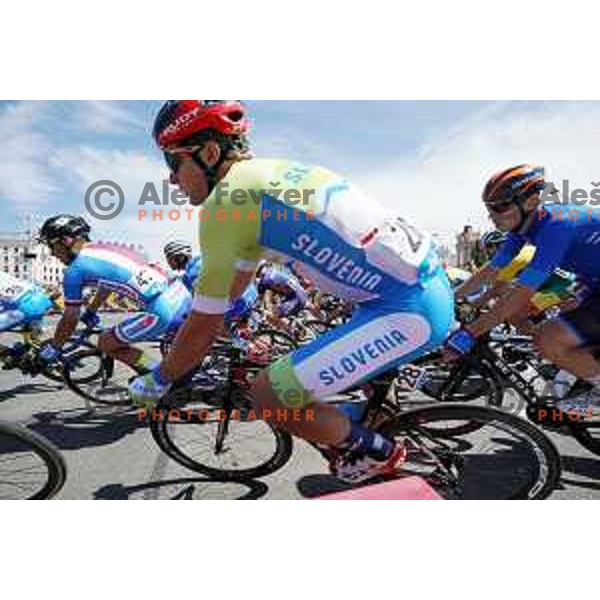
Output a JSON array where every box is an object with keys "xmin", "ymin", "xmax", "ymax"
[
  {"xmin": 130, "ymin": 268, "xmax": 164, "ymax": 298},
  {"xmin": 396, "ymin": 364, "xmax": 428, "ymax": 391},
  {"xmin": 364, "ymin": 218, "xmax": 434, "ymax": 285}
]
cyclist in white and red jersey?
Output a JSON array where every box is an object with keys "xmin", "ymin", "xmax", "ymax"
[
  {"xmin": 129, "ymin": 101, "xmax": 455, "ymax": 483},
  {"xmin": 36, "ymin": 215, "xmax": 192, "ymax": 373}
]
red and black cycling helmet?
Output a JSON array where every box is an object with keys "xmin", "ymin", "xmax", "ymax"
[
  {"xmin": 153, "ymin": 100, "xmax": 250, "ymax": 150},
  {"xmin": 153, "ymin": 101, "xmax": 251, "ymax": 195}
]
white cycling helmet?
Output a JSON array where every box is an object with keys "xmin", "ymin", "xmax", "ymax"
[{"xmin": 164, "ymin": 240, "xmax": 192, "ymax": 261}]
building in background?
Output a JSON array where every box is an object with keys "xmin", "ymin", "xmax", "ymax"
[
  {"xmin": 0, "ymin": 231, "xmax": 64, "ymax": 287},
  {"xmin": 455, "ymin": 225, "xmax": 484, "ymax": 269},
  {"xmin": 432, "ymin": 233, "xmax": 455, "ymax": 267},
  {"xmin": 1, "ymin": 219, "xmax": 149, "ymax": 290}
]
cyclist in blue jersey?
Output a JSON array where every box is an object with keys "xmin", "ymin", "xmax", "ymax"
[
  {"xmin": 256, "ymin": 262, "xmax": 308, "ymax": 328},
  {"xmin": 448, "ymin": 164, "xmax": 600, "ymax": 413},
  {"xmin": 35, "ymin": 215, "xmax": 192, "ymax": 373},
  {"xmin": 223, "ymin": 282, "xmax": 259, "ymax": 328},
  {"xmin": 0, "ymin": 271, "xmax": 54, "ymax": 334},
  {"xmin": 129, "ymin": 100, "xmax": 455, "ymax": 483},
  {"xmin": 164, "ymin": 240, "xmax": 202, "ymax": 292}
]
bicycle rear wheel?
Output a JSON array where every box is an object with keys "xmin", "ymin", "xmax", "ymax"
[
  {"xmin": 63, "ymin": 350, "xmax": 138, "ymax": 408},
  {"xmin": 0, "ymin": 422, "xmax": 67, "ymax": 500},
  {"xmin": 378, "ymin": 404, "xmax": 561, "ymax": 499}
]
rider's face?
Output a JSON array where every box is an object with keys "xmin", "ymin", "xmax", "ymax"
[
  {"xmin": 169, "ymin": 156, "xmax": 210, "ymax": 206},
  {"xmin": 486, "ymin": 204, "xmax": 522, "ymax": 232},
  {"xmin": 47, "ymin": 240, "xmax": 71, "ymax": 264},
  {"xmin": 167, "ymin": 255, "xmax": 188, "ymax": 271},
  {"xmin": 166, "ymin": 142, "xmax": 221, "ymax": 206}
]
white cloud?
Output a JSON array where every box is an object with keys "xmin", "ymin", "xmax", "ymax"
[
  {"xmin": 51, "ymin": 145, "xmax": 197, "ymax": 261},
  {"xmin": 0, "ymin": 101, "xmax": 57, "ymax": 208},
  {"xmin": 354, "ymin": 101, "xmax": 600, "ymax": 247},
  {"xmin": 0, "ymin": 101, "xmax": 148, "ymax": 217},
  {"xmin": 71, "ymin": 101, "xmax": 145, "ymax": 133}
]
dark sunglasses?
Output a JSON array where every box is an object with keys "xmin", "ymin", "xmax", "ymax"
[
  {"xmin": 485, "ymin": 200, "xmax": 515, "ymax": 215},
  {"xmin": 163, "ymin": 145, "xmax": 202, "ymax": 175}
]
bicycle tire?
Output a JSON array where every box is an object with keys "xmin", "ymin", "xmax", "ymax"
[
  {"xmin": 569, "ymin": 421, "xmax": 600, "ymax": 456},
  {"xmin": 0, "ymin": 422, "xmax": 67, "ymax": 500},
  {"xmin": 63, "ymin": 350, "xmax": 134, "ymax": 407},
  {"xmin": 150, "ymin": 390, "xmax": 294, "ymax": 481},
  {"xmin": 378, "ymin": 404, "xmax": 561, "ymax": 500}
]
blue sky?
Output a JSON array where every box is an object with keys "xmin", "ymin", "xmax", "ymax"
[{"xmin": 1, "ymin": 100, "xmax": 599, "ymax": 258}]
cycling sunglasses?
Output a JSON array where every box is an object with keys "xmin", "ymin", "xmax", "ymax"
[
  {"xmin": 485, "ymin": 199, "xmax": 516, "ymax": 215},
  {"xmin": 163, "ymin": 145, "xmax": 203, "ymax": 175}
]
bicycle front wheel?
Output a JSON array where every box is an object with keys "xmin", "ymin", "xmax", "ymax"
[
  {"xmin": 150, "ymin": 390, "xmax": 294, "ymax": 481},
  {"xmin": 0, "ymin": 422, "xmax": 67, "ymax": 500},
  {"xmin": 379, "ymin": 404, "xmax": 561, "ymax": 500}
]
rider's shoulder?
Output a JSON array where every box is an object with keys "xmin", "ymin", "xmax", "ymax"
[{"xmin": 221, "ymin": 158, "xmax": 287, "ymax": 189}]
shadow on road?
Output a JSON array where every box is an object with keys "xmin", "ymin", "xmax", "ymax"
[
  {"xmin": 297, "ymin": 474, "xmax": 353, "ymax": 498},
  {"xmin": 26, "ymin": 407, "xmax": 143, "ymax": 451},
  {"xmin": 0, "ymin": 380, "xmax": 62, "ymax": 403},
  {"xmin": 560, "ymin": 454, "xmax": 600, "ymax": 491},
  {"xmin": 94, "ymin": 477, "xmax": 269, "ymax": 500}
]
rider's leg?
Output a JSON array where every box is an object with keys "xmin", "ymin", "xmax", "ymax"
[
  {"xmin": 534, "ymin": 313, "xmax": 600, "ymax": 380},
  {"xmin": 251, "ymin": 273, "xmax": 455, "ymax": 453},
  {"xmin": 535, "ymin": 295, "xmax": 600, "ymax": 410},
  {"xmin": 102, "ymin": 291, "xmax": 185, "ymax": 369},
  {"xmin": 534, "ymin": 321, "xmax": 599, "ymax": 379},
  {"xmin": 250, "ymin": 371, "xmax": 350, "ymax": 445},
  {"xmin": 98, "ymin": 329, "xmax": 147, "ymax": 367}
]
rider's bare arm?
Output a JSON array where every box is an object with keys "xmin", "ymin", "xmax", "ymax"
[
  {"xmin": 466, "ymin": 284, "xmax": 536, "ymax": 337},
  {"xmin": 455, "ymin": 263, "xmax": 499, "ymax": 301},
  {"xmin": 53, "ymin": 305, "xmax": 81, "ymax": 347},
  {"xmin": 472, "ymin": 279, "xmax": 510, "ymax": 310},
  {"xmin": 161, "ymin": 268, "xmax": 253, "ymax": 382},
  {"xmin": 86, "ymin": 288, "xmax": 111, "ymax": 312}
]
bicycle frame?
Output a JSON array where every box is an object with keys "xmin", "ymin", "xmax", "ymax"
[{"xmin": 462, "ymin": 336, "xmax": 540, "ymax": 409}]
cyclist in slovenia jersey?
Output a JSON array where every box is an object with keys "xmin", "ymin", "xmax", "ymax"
[
  {"xmin": 36, "ymin": 215, "xmax": 192, "ymax": 373},
  {"xmin": 449, "ymin": 164, "xmax": 600, "ymax": 413},
  {"xmin": 129, "ymin": 100, "xmax": 454, "ymax": 483}
]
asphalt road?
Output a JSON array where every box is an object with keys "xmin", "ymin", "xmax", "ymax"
[{"xmin": 2, "ymin": 318, "xmax": 600, "ymax": 500}]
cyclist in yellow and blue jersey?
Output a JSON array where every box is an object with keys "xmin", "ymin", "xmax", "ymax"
[{"xmin": 129, "ymin": 100, "xmax": 455, "ymax": 484}]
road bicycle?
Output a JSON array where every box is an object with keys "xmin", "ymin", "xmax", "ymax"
[
  {"xmin": 149, "ymin": 338, "xmax": 562, "ymax": 500},
  {"xmin": 400, "ymin": 331, "xmax": 600, "ymax": 456}
]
